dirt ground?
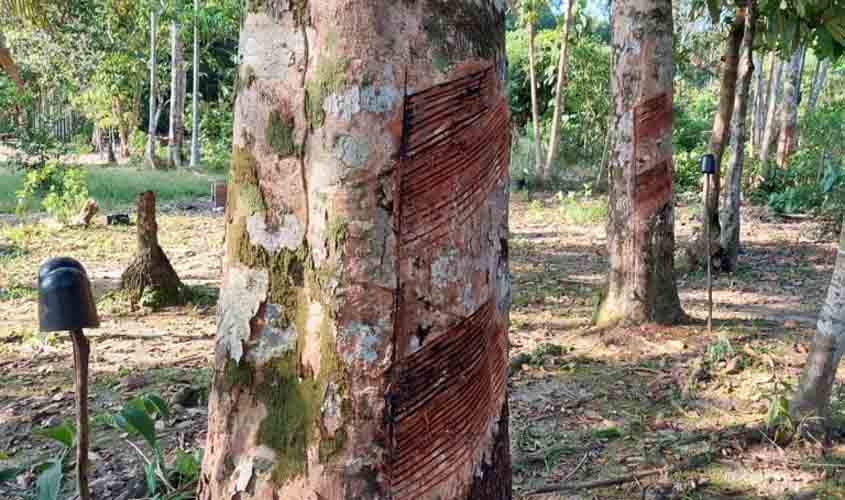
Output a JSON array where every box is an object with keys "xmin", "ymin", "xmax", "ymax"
[{"xmin": 0, "ymin": 193, "xmax": 843, "ymax": 499}]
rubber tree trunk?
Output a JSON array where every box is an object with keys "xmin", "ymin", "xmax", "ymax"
[
  {"xmin": 113, "ymin": 96, "xmax": 130, "ymax": 158},
  {"xmin": 527, "ymin": 20, "xmax": 544, "ymax": 186},
  {"xmin": 543, "ymin": 0, "xmax": 575, "ymax": 174},
  {"xmin": 754, "ymin": 51, "xmax": 774, "ymax": 150},
  {"xmin": 145, "ymin": 9, "xmax": 159, "ymax": 169},
  {"xmin": 701, "ymin": 11, "xmax": 744, "ymax": 259},
  {"xmin": 596, "ymin": 0, "xmax": 683, "ymax": 326},
  {"xmin": 776, "ymin": 44, "xmax": 805, "ymax": 169},
  {"xmin": 759, "ymin": 57, "xmax": 784, "ymax": 166},
  {"xmin": 791, "ymin": 220, "xmax": 845, "ymax": 425},
  {"xmin": 807, "ymin": 59, "xmax": 830, "ymax": 113},
  {"xmin": 751, "ymin": 53, "xmax": 765, "ymax": 155},
  {"xmin": 120, "ymin": 191, "xmax": 183, "ymax": 307},
  {"xmin": 719, "ymin": 3, "xmax": 756, "ymax": 274},
  {"xmin": 169, "ymin": 21, "xmax": 185, "ymax": 168},
  {"xmin": 199, "ymin": 2, "xmax": 511, "ymax": 499},
  {"xmin": 189, "ymin": 0, "xmax": 201, "ymax": 168}
]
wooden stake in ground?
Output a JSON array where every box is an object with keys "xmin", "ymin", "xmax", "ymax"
[{"xmin": 120, "ymin": 191, "xmax": 183, "ymax": 308}]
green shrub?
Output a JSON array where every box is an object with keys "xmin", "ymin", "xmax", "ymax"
[{"xmin": 16, "ymin": 161, "xmax": 89, "ymax": 223}]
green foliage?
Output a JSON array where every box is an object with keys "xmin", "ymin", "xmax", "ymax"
[
  {"xmin": 754, "ymin": 99, "xmax": 845, "ymax": 217},
  {"xmin": 506, "ymin": 26, "xmax": 610, "ymax": 166},
  {"xmin": 32, "ymin": 421, "xmax": 75, "ymax": 500},
  {"xmin": 16, "ymin": 161, "xmax": 89, "ymax": 223},
  {"xmin": 765, "ymin": 380, "xmax": 795, "ymax": 445},
  {"xmin": 705, "ymin": 336, "xmax": 735, "ymax": 364},
  {"xmin": 557, "ymin": 187, "xmax": 607, "ymax": 225},
  {"xmin": 672, "ymin": 89, "xmax": 717, "ymax": 193}
]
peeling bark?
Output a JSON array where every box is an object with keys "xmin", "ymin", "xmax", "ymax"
[
  {"xmin": 0, "ymin": 31, "xmax": 24, "ymax": 92},
  {"xmin": 791, "ymin": 221, "xmax": 845, "ymax": 426},
  {"xmin": 200, "ymin": 2, "xmax": 510, "ymax": 499},
  {"xmin": 719, "ymin": 4, "xmax": 756, "ymax": 273},
  {"xmin": 597, "ymin": 0, "xmax": 684, "ymax": 326}
]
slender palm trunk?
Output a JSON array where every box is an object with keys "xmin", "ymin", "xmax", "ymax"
[
  {"xmin": 719, "ymin": 3, "xmax": 757, "ymax": 273},
  {"xmin": 776, "ymin": 43, "xmax": 805, "ymax": 169},
  {"xmin": 145, "ymin": 9, "xmax": 159, "ymax": 169},
  {"xmin": 596, "ymin": 0, "xmax": 683, "ymax": 326},
  {"xmin": 543, "ymin": 0, "xmax": 576, "ymax": 174},
  {"xmin": 169, "ymin": 21, "xmax": 185, "ymax": 168},
  {"xmin": 527, "ymin": 21, "xmax": 543, "ymax": 186},
  {"xmin": 702, "ymin": 12, "xmax": 744, "ymax": 257},
  {"xmin": 190, "ymin": 0, "xmax": 201, "ymax": 168},
  {"xmin": 791, "ymin": 221, "xmax": 845, "ymax": 425}
]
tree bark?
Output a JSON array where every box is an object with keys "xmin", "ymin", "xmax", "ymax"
[
  {"xmin": 776, "ymin": 43, "xmax": 805, "ymax": 169},
  {"xmin": 701, "ymin": 11, "xmax": 744, "ymax": 261},
  {"xmin": 791, "ymin": 221, "xmax": 845, "ymax": 426},
  {"xmin": 199, "ymin": 2, "xmax": 511, "ymax": 499},
  {"xmin": 189, "ymin": 0, "xmax": 201, "ymax": 168},
  {"xmin": 719, "ymin": 4, "xmax": 756, "ymax": 273},
  {"xmin": 145, "ymin": 8, "xmax": 159, "ymax": 169},
  {"xmin": 120, "ymin": 191, "xmax": 183, "ymax": 308},
  {"xmin": 0, "ymin": 31, "xmax": 24, "ymax": 92},
  {"xmin": 112, "ymin": 96, "xmax": 130, "ymax": 158},
  {"xmin": 527, "ymin": 19, "xmax": 544, "ymax": 186},
  {"xmin": 596, "ymin": 0, "xmax": 683, "ymax": 326},
  {"xmin": 759, "ymin": 57, "xmax": 784, "ymax": 166},
  {"xmin": 807, "ymin": 59, "xmax": 830, "ymax": 113},
  {"xmin": 543, "ymin": 0, "xmax": 575, "ymax": 174},
  {"xmin": 169, "ymin": 21, "xmax": 185, "ymax": 168},
  {"xmin": 751, "ymin": 53, "xmax": 764, "ymax": 155},
  {"xmin": 754, "ymin": 52, "xmax": 774, "ymax": 150}
]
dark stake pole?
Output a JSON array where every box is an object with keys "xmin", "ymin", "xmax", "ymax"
[
  {"xmin": 38, "ymin": 257, "xmax": 99, "ymax": 500},
  {"xmin": 70, "ymin": 329, "xmax": 91, "ymax": 500},
  {"xmin": 701, "ymin": 154, "xmax": 716, "ymax": 335}
]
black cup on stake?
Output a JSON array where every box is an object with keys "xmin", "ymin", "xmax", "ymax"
[
  {"xmin": 38, "ymin": 257, "xmax": 97, "ymax": 500},
  {"xmin": 700, "ymin": 154, "xmax": 716, "ymax": 334}
]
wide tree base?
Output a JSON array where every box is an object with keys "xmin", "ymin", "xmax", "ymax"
[{"xmin": 121, "ymin": 248, "xmax": 184, "ymax": 309}]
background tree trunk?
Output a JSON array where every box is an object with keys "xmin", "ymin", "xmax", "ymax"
[
  {"xmin": 199, "ymin": 2, "xmax": 511, "ymax": 499},
  {"xmin": 528, "ymin": 20, "xmax": 544, "ymax": 185},
  {"xmin": 790, "ymin": 220, "xmax": 845, "ymax": 425},
  {"xmin": 189, "ymin": 0, "xmax": 201, "ymax": 168},
  {"xmin": 145, "ymin": 9, "xmax": 159, "ymax": 169},
  {"xmin": 807, "ymin": 59, "xmax": 830, "ymax": 113},
  {"xmin": 719, "ymin": 3, "xmax": 756, "ymax": 273},
  {"xmin": 543, "ymin": 0, "xmax": 576, "ymax": 174},
  {"xmin": 755, "ymin": 52, "xmax": 774, "ymax": 150},
  {"xmin": 701, "ymin": 12, "xmax": 744, "ymax": 261},
  {"xmin": 596, "ymin": 0, "xmax": 683, "ymax": 326},
  {"xmin": 776, "ymin": 43, "xmax": 805, "ymax": 169},
  {"xmin": 169, "ymin": 21, "xmax": 185, "ymax": 168},
  {"xmin": 759, "ymin": 57, "xmax": 783, "ymax": 166},
  {"xmin": 751, "ymin": 53, "xmax": 765, "ymax": 155},
  {"xmin": 0, "ymin": 31, "xmax": 24, "ymax": 92},
  {"xmin": 120, "ymin": 191, "xmax": 183, "ymax": 308}
]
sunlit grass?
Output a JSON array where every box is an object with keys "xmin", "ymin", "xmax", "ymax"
[{"xmin": 0, "ymin": 165, "xmax": 224, "ymax": 214}]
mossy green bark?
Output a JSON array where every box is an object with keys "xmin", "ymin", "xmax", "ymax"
[
  {"xmin": 266, "ymin": 111, "xmax": 299, "ymax": 157},
  {"xmin": 305, "ymin": 56, "xmax": 346, "ymax": 129}
]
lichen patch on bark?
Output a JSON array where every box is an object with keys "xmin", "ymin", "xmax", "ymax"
[
  {"xmin": 217, "ymin": 264, "xmax": 270, "ymax": 363},
  {"xmin": 247, "ymin": 213, "xmax": 305, "ymax": 253}
]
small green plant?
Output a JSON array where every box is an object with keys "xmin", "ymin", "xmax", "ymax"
[
  {"xmin": 764, "ymin": 380, "xmax": 794, "ymax": 445},
  {"xmin": 107, "ymin": 394, "xmax": 202, "ymax": 499},
  {"xmin": 16, "ymin": 161, "xmax": 89, "ymax": 224},
  {"xmin": 33, "ymin": 421, "xmax": 76, "ymax": 500},
  {"xmin": 705, "ymin": 337, "xmax": 735, "ymax": 364},
  {"xmin": 557, "ymin": 190, "xmax": 607, "ymax": 225}
]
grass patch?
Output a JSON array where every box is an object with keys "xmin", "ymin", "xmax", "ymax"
[
  {"xmin": 0, "ymin": 165, "xmax": 224, "ymax": 214},
  {"xmin": 559, "ymin": 196, "xmax": 608, "ymax": 225}
]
